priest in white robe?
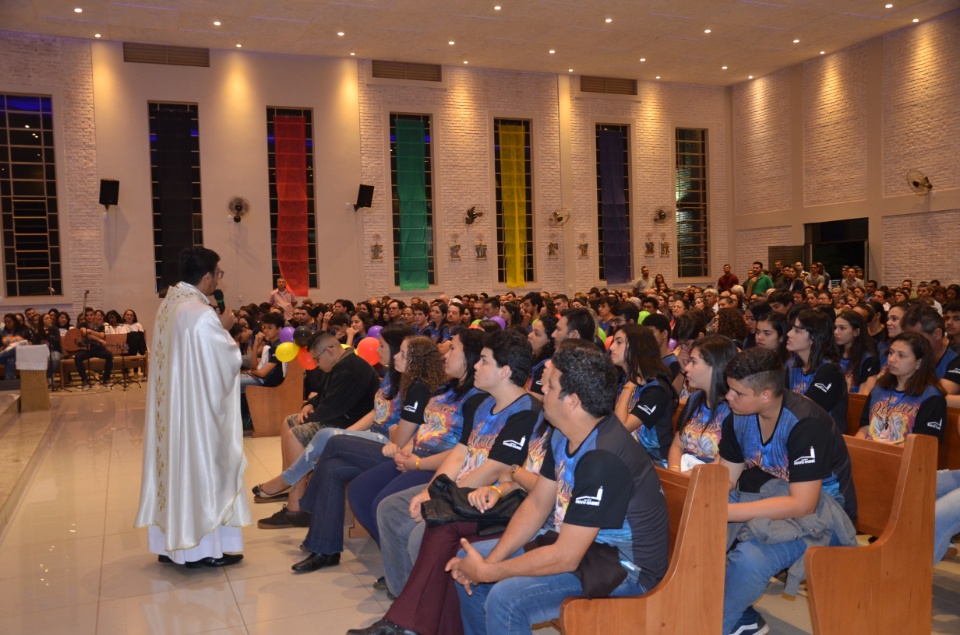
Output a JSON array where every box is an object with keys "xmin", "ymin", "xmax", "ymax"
[{"xmin": 135, "ymin": 246, "xmax": 251, "ymax": 567}]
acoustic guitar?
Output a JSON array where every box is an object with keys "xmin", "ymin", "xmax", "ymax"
[{"xmin": 62, "ymin": 289, "xmax": 90, "ymax": 354}]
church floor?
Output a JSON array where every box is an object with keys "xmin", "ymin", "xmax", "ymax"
[{"xmin": 0, "ymin": 386, "xmax": 957, "ymax": 634}]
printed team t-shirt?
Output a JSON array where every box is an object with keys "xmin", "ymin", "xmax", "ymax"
[
  {"xmin": 676, "ymin": 391, "xmax": 731, "ymax": 463},
  {"xmin": 370, "ymin": 373, "xmax": 403, "ymax": 436},
  {"xmin": 455, "ymin": 393, "xmax": 541, "ymax": 482},
  {"xmin": 412, "ymin": 385, "xmax": 485, "ymax": 456},
  {"xmin": 839, "ymin": 354, "xmax": 880, "ymax": 394},
  {"xmin": 624, "ymin": 378, "xmax": 675, "ymax": 467},
  {"xmin": 785, "ymin": 358, "xmax": 848, "ymax": 431},
  {"xmin": 859, "ymin": 384, "xmax": 946, "ymax": 444}
]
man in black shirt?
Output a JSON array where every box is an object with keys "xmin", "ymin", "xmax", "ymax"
[{"xmin": 75, "ymin": 307, "xmax": 114, "ymax": 389}]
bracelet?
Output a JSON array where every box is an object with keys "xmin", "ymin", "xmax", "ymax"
[
  {"xmin": 489, "ymin": 485, "xmax": 503, "ymax": 497},
  {"xmin": 415, "ymin": 457, "xmax": 421, "ymax": 470},
  {"xmin": 669, "ymin": 465, "xmax": 681, "ymax": 470}
]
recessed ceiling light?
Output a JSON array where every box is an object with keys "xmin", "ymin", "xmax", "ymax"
[
  {"xmin": 704, "ymin": 29, "xmax": 712, "ymax": 34},
  {"xmin": 605, "ymin": 18, "xmax": 612, "ymax": 23},
  {"xmin": 463, "ymin": 60, "xmax": 469, "ymax": 64},
  {"xmin": 655, "ymin": 75, "xmax": 661, "ymax": 79},
  {"xmin": 568, "ymin": 68, "xmax": 573, "ymax": 72},
  {"xmin": 549, "ymin": 49, "xmax": 555, "ymax": 54},
  {"xmin": 449, "ymin": 41, "xmax": 455, "ymax": 45},
  {"xmin": 94, "ymin": 33, "xmax": 101, "ymax": 38},
  {"xmin": 494, "ymin": 5, "xmax": 501, "ymax": 10},
  {"xmin": 236, "ymin": 43, "xmax": 242, "ymax": 48},
  {"xmin": 213, "ymin": 21, "xmax": 221, "ymax": 26},
  {"xmin": 793, "ymin": 39, "xmax": 800, "ymax": 43},
  {"xmin": 721, "ymin": 65, "xmax": 727, "ymax": 70},
  {"xmin": 350, "ymin": 52, "xmax": 356, "ymax": 56},
  {"xmin": 74, "ymin": 7, "xmax": 82, "ymax": 13},
  {"xmin": 820, "ymin": 50, "xmax": 826, "ymax": 54},
  {"xmin": 748, "ymin": 75, "xmax": 754, "ymax": 79},
  {"xmin": 337, "ymin": 31, "xmax": 345, "ymax": 36},
  {"xmin": 885, "ymin": 3, "xmax": 893, "ymax": 8},
  {"xmin": 912, "ymin": 17, "xmax": 919, "ymax": 22},
  {"xmin": 639, "ymin": 57, "xmax": 646, "ymax": 62}
]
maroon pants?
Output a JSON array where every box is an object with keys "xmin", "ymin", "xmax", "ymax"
[{"xmin": 386, "ymin": 521, "xmax": 500, "ymax": 635}]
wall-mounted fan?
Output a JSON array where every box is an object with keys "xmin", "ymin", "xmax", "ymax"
[
  {"xmin": 227, "ymin": 196, "xmax": 251, "ymax": 222},
  {"xmin": 550, "ymin": 209, "xmax": 570, "ymax": 226},
  {"xmin": 464, "ymin": 206, "xmax": 483, "ymax": 224},
  {"xmin": 906, "ymin": 170, "xmax": 932, "ymax": 196},
  {"xmin": 653, "ymin": 208, "xmax": 668, "ymax": 222}
]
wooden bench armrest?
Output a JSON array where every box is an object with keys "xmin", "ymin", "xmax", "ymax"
[{"xmin": 559, "ymin": 463, "xmax": 728, "ymax": 634}]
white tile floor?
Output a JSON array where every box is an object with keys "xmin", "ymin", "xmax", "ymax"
[{"xmin": 0, "ymin": 386, "xmax": 957, "ymax": 634}]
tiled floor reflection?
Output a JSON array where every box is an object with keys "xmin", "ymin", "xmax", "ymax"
[{"xmin": 0, "ymin": 386, "xmax": 956, "ymax": 634}]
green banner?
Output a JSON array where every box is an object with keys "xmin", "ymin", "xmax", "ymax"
[
  {"xmin": 396, "ymin": 120, "xmax": 430, "ymax": 290},
  {"xmin": 499, "ymin": 124, "xmax": 527, "ymax": 288}
]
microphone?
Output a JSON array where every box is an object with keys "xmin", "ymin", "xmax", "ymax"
[{"xmin": 213, "ymin": 289, "xmax": 226, "ymax": 313}]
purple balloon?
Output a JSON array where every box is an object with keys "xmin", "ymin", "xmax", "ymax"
[
  {"xmin": 279, "ymin": 326, "xmax": 295, "ymax": 343},
  {"xmin": 367, "ymin": 325, "xmax": 383, "ymax": 340},
  {"xmin": 491, "ymin": 316, "xmax": 506, "ymax": 330},
  {"xmin": 668, "ymin": 338, "xmax": 678, "ymax": 350}
]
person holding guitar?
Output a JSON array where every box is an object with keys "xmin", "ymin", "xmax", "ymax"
[{"xmin": 74, "ymin": 306, "xmax": 114, "ymax": 389}]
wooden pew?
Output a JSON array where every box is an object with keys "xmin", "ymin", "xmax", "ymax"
[
  {"xmin": 804, "ymin": 434, "xmax": 937, "ymax": 635},
  {"xmin": 559, "ymin": 463, "xmax": 728, "ymax": 634},
  {"xmin": 939, "ymin": 405, "xmax": 960, "ymax": 470},
  {"xmin": 246, "ymin": 358, "xmax": 305, "ymax": 437},
  {"xmin": 846, "ymin": 392, "xmax": 867, "ymax": 437}
]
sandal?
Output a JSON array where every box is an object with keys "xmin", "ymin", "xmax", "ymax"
[{"xmin": 252, "ymin": 483, "xmax": 291, "ymax": 503}]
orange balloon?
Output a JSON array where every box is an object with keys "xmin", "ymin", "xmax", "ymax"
[
  {"xmin": 297, "ymin": 346, "xmax": 317, "ymax": 370},
  {"xmin": 356, "ymin": 337, "xmax": 381, "ymax": 366}
]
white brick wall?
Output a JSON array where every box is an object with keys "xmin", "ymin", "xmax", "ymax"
[
  {"xmin": 882, "ymin": 12, "xmax": 960, "ymax": 197},
  {"xmin": 803, "ymin": 44, "xmax": 868, "ymax": 206},
  {"xmin": 732, "ymin": 68, "xmax": 793, "ymax": 216},
  {"xmin": 734, "ymin": 226, "xmax": 793, "ymax": 279},
  {"xmin": 0, "ymin": 32, "xmax": 99, "ymax": 316},
  {"xmin": 882, "ymin": 209, "xmax": 960, "ymax": 285}
]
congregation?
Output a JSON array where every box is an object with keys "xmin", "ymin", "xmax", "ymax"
[{"xmin": 132, "ymin": 255, "xmax": 958, "ymax": 635}]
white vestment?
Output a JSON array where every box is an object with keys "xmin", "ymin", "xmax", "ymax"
[{"xmin": 135, "ymin": 282, "xmax": 251, "ymax": 555}]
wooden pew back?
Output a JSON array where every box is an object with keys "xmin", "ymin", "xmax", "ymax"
[
  {"xmin": 559, "ymin": 463, "xmax": 728, "ymax": 635},
  {"xmin": 939, "ymin": 405, "xmax": 960, "ymax": 470},
  {"xmin": 805, "ymin": 434, "xmax": 936, "ymax": 635},
  {"xmin": 846, "ymin": 392, "xmax": 867, "ymax": 436},
  {"xmin": 246, "ymin": 359, "xmax": 305, "ymax": 437}
]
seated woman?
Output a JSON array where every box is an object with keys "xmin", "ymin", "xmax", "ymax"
[
  {"xmin": 786, "ymin": 309, "xmax": 847, "ymax": 431},
  {"xmin": 290, "ymin": 331, "xmax": 482, "ymax": 573},
  {"xmin": 754, "ymin": 311, "xmax": 789, "ymax": 363},
  {"xmin": 526, "ymin": 314, "xmax": 557, "ymax": 399},
  {"xmin": 499, "ymin": 301, "xmax": 522, "ymax": 330},
  {"xmin": 609, "ymin": 324, "xmax": 677, "ymax": 467},
  {"xmin": 104, "ymin": 310, "xmax": 125, "ymax": 335},
  {"xmin": 879, "ymin": 301, "xmax": 910, "ymax": 367},
  {"xmin": 33, "ymin": 312, "xmax": 62, "ymax": 390},
  {"xmin": 834, "ymin": 309, "xmax": 880, "ymax": 395},
  {"xmin": 667, "ymin": 335, "xmax": 738, "ymax": 471},
  {"xmin": 716, "ymin": 307, "xmax": 749, "ymax": 348},
  {"xmin": 345, "ymin": 310, "xmax": 373, "ymax": 348},
  {"xmin": 785, "ymin": 309, "xmax": 848, "ymax": 431},
  {"xmin": 252, "ymin": 323, "xmax": 412, "ymax": 503},
  {"xmin": 856, "ymin": 331, "xmax": 946, "ymax": 444}
]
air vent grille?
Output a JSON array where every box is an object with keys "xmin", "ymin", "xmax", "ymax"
[
  {"xmin": 372, "ymin": 60, "xmax": 442, "ymax": 82},
  {"xmin": 580, "ymin": 75, "xmax": 637, "ymax": 95},
  {"xmin": 123, "ymin": 42, "xmax": 210, "ymax": 67}
]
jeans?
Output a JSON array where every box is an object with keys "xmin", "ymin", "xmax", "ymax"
[
  {"xmin": 935, "ymin": 469, "xmax": 960, "ymax": 564},
  {"xmin": 48, "ymin": 351, "xmax": 62, "ymax": 383},
  {"xmin": 239, "ymin": 373, "xmax": 265, "ymax": 393},
  {"xmin": 722, "ymin": 537, "xmax": 809, "ymax": 634},
  {"xmin": 377, "ymin": 484, "xmax": 430, "ymax": 595},
  {"xmin": 74, "ymin": 346, "xmax": 113, "ymax": 384},
  {"xmin": 0, "ymin": 346, "xmax": 17, "ymax": 379},
  {"xmin": 349, "ymin": 462, "xmax": 433, "ymax": 550},
  {"xmin": 281, "ymin": 427, "xmax": 389, "ymax": 486},
  {"xmin": 457, "ymin": 538, "xmax": 647, "ymax": 635},
  {"xmin": 298, "ymin": 435, "xmax": 391, "ymax": 555}
]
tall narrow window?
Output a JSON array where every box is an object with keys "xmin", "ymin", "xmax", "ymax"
[
  {"xmin": 0, "ymin": 94, "xmax": 62, "ymax": 297},
  {"xmin": 149, "ymin": 102, "xmax": 202, "ymax": 293},
  {"xmin": 267, "ymin": 108, "xmax": 317, "ymax": 294},
  {"xmin": 595, "ymin": 124, "xmax": 631, "ymax": 283},
  {"xmin": 675, "ymin": 129, "xmax": 708, "ymax": 278},
  {"xmin": 494, "ymin": 119, "xmax": 533, "ymax": 286},
  {"xmin": 390, "ymin": 114, "xmax": 434, "ymax": 290}
]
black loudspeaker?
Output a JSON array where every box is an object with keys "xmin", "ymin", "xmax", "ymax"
[
  {"xmin": 354, "ymin": 184, "xmax": 374, "ymax": 211},
  {"xmin": 99, "ymin": 179, "xmax": 120, "ymax": 209}
]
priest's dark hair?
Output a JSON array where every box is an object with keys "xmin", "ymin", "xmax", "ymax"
[{"xmin": 179, "ymin": 246, "xmax": 220, "ymax": 285}]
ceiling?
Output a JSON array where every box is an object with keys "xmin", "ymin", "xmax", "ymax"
[{"xmin": 2, "ymin": 0, "xmax": 959, "ymax": 86}]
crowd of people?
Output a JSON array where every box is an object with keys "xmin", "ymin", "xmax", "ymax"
[
  {"xmin": 0, "ymin": 305, "xmax": 147, "ymax": 389},
  {"xmin": 136, "ymin": 251, "xmax": 960, "ymax": 635}
]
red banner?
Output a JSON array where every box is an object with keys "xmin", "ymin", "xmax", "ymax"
[{"xmin": 274, "ymin": 116, "xmax": 309, "ymax": 297}]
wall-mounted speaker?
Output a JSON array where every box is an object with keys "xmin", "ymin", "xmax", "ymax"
[
  {"xmin": 99, "ymin": 179, "xmax": 120, "ymax": 209},
  {"xmin": 354, "ymin": 184, "xmax": 374, "ymax": 211}
]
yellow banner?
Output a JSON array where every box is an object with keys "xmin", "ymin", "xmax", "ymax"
[{"xmin": 500, "ymin": 124, "xmax": 527, "ymax": 288}]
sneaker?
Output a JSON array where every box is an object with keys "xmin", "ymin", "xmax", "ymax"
[
  {"xmin": 729, "ymin": 613, "xmax": 769, "ymax": 635},
  {"xmin": 257, "ymin": 506, "xmax": 312, "ymax": 529}
]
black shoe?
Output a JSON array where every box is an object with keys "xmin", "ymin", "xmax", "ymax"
[
  {"xmin": 346, "ymin": 618, "xmax": 420, "ymax": 635},
  {"xmin": 252, "ymin": 483, "xmax": 291, "ymax": 503},
  {"xmin": 158, "ymin": 555, "xmax": 173, "ymax": 564},
  {"xmin": 184, "ymin": 554, "xmax": 244, "ymax": 568},
  {"xmin": 372, "ymin": 575, "xmax": 388, "ymax": 590},
  {"xmin": 257, "ymin": 505, "xmax": 311, "ymax": 529},
  {"xmin": 291, "ymin": 551, "xmax": 340, "ymax": 572}
]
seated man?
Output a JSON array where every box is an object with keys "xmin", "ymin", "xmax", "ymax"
[
  {"xmin": 257, "ymin": 331, "xmax": 381, "ymax": 528},
  {"xmin": 239, "ymin": 311, "xmax": 286, "ymax": 426},
  {"xmin": 903, "ymin": 305, "xmax": 960, "ymax": 397},
  {"xmin": 719, "ymin": 347, "xmax": 857, "ymax": 635},
  {"xmin": 74, "ymin": 307, "xmax": 114, "ymax": 389},
  {"xmin": 448, "ymin": 340, "xmax": 670, "ymax": 634}
]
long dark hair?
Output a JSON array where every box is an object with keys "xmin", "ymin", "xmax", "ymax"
[
  {"xmin": 756, "ymin": 312, "xmax": 789, "ymax": 363},
  {"xmin": 680, "ymin": 335, "xmax": 739, "ymax": 432},
  {"xmin": 399, "ymin": 335, "xmax": 446, "ymax": 401},
  {"xmin": 793, "ymin": 309, "xmax": 838, "ymax": 372},
  {"xmin": 532, "ymin": 315, "xmax": 558, "ymax": 364},
  {"xmin": 618, "ymin": 324, "xmax": 670, "ymax": 384},
  {"xmin": 380, "ymin": 323, "xmax": 414, "ymax": 399},
  {"xmin": 835, "ymin": 309, "xmax": 876, "ymax": 386},
  {"xmin": 447, "ymin": 328, "xmax": 485, "ymax": 398},
  {"xmin": 876, "ymin": 332, "xmax": 944, "ymax": 396},
  {"xmin": 500, "ymin": 301, "xmax": 522, "ymax": 328}
]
